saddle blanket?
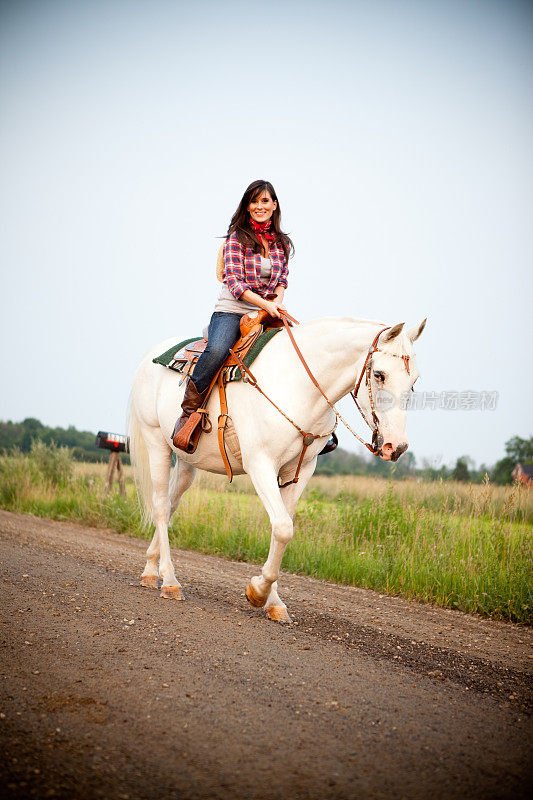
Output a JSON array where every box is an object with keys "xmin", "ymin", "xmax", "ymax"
[{"xmin": 152, "ymin": 328, "xmax": 282, "ymax": 382}]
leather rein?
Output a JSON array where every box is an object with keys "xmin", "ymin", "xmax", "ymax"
[{"xmin": 229, "ymin": 311, "xmax": 409, "ymax": 487}]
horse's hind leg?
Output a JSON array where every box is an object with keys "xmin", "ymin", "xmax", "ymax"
[
  {"xmin": 141, "ymin": 527, "xmax": 160, "ymax": 589},
  {"xmin": 169, "ymin": 458, "xmax": 197, "ymax": 519},
  {"xmin": 140, "ymin": 430, "xmax": 170, "ymax": 590},
  {"xmin": 140, "ymin": 452, "xmax": 196, "ymax": 594},
  {"xmin": 139, "ymin": 425, "xmax": 185, "ymax": 599}
]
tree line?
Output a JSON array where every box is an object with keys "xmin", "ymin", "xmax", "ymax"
[
  {"xmin": 0, "ymin": 418, "xmax": 531, "ymax": 484},
  {"xmin": 0, "ymin": 418, "xmax": 122, "ymax": 463},
  {"xmin": 317, "ymin": 434, "xmax": 532, "ymax": 484}
]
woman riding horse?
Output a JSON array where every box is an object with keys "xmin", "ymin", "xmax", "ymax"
[
  {"xmin": 172, "ymin": 180, "xmax": 291, "ymax": 447},
  {"xmin": 172, "ymin": 179, "xmax": 337, "ymax": 454},
  {"xmin": 172, "ymin": 180, "xmax": 292, "ymax": 447}
]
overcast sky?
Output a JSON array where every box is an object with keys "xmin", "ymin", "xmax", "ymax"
[{"xmin": 1, "ymin": 0, "xmax": 531, "ymax": 469}]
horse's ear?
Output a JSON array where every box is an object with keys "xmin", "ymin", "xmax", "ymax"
[
  {"xmin": 407, "ymin": 318, "xmax": 427, "ymax": 342},
  {"xmin": 383, "ymin": 322, "xmax": 405, "ymax": 342}
]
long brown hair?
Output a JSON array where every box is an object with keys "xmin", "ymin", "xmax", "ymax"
[{"xmin": 226, "ymin": 179, "xmax": 294, "ymax": 262}]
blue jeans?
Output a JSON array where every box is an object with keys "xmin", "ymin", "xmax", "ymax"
[{"xmin": 192, "ymin": 311, "xmax": 243, "ymax": 394}]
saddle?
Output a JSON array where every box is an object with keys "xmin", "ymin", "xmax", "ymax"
[
  {"xmin": 173, "ymin": 308, "xmax": 286, "ymax": 476},
  {"xmin": 173, "ymin": 309, "xmax": 283, "ymax": 382}
]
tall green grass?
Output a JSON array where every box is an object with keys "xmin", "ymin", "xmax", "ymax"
[{"xmin": 1, "ymin": 444, "xmax": 531, "ymax": 623}]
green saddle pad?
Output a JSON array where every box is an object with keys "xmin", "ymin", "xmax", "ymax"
[{"xmin": 152, "ymin": 327, "xmax": 282, "ymax": 382}]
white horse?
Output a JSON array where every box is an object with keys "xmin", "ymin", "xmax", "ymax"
[{"xmin": 129, "ymin": 316, "xmax": 426, "ymax": 622}]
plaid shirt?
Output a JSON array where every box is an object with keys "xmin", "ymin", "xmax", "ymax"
[{"xmin": 222, "ymin": 232, "xmax": 289, "ymax": 300}]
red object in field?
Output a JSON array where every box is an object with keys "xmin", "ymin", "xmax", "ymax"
[{"xmin": 95, "ymin": 431, "xmax": 130, "ymax": 453}]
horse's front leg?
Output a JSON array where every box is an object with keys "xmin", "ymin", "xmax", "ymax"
[
  {"xmin": 261, "ymin": 457, "xmax": 318, "ymax": 622},
  {"xmin": 245, "ymin": 454, "xmax": 315, "ymax": 622}
]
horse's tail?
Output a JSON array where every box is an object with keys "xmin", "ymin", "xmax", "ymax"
[{"xmin": 127, "ymin": 394, "xmax": 153, "ymax": 528}]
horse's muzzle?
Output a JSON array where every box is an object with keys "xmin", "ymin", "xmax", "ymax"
[{"xmin": 375, "ymin": 434, "xmax": 408, "ymax": 462}]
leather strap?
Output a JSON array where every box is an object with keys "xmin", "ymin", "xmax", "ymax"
[
  {"xmin": 278, "ymin": 311, "xmax": 391, "ymax": 453},
  {"xmin": 278, "ymin": 434, "xmax": 314, "ymax": 488},
  {"xmin": 217, "ymin": 371, "xmax": 233, "ymax": 482},
  {"xmin": 229, "ymin": 345, "xmax": 335, "ymax": 487},
  {"xmin": 280, "ymin": 312, "xmax": 340, "ymax": 416},
  {"xmin": 278, "ymin": 311, "xmax": 396, "ymax": 455},
  {"xmin": 213, "ymin": 308, "xmax": 399, "ymax": 483},
  {"xmin": 351, "ymin": 326, "xmax": 391, "ymax": 431}
]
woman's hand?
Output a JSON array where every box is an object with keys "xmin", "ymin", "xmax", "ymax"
[
  {"xmin": 239, "ymin": 289, "xmax": 287, "ymax": 318},
  {"xmin": 261, "ymin": 298, "xmax": 287, "ymax": 319}
]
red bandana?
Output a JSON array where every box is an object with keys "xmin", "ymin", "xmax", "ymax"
[{"xmin": 250, "ymin": 217, "xmax": 275, "ymax": 242}]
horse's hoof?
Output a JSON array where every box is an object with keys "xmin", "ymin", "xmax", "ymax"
[
  {"xmin": 160, "ymin": 585, "xmax": 184, "ymax": 600},
  {"xmin": 266, "ymin": 605, "xmax": 292, "ymax": 624},
  {"xmin": 140, "ymin": 575, "xmax": 159, "ymax": 589},
  {"xmin": 245, "ymin": 581, "xmax": 267, "ymax": 608}
]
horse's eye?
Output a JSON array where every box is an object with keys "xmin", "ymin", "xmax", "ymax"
[{"xmin": 374, "ymin": 370, "xmax": 385, "ymax": 382}]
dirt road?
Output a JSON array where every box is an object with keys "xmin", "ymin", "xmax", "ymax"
[{"xmin": 0, "ymin": 510, "xmax": 531, "ymax": 800}]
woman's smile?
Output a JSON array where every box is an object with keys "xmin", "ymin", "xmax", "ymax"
[{"xmin": 248, "ymin": 191, "xmax": 277, "ymax": 223}]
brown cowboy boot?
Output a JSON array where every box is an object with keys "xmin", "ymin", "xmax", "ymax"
[{"xmin": 172, "ymin": 379, "xmax": 209, "ymax": 449}]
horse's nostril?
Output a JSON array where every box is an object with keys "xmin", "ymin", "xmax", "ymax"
[
  {"xmin": 382, "ymin": 442, "xmax": 394, "ymax": 456},
  {"xmin": 391, "ymin": 442, "xmax": 409, "ymax": 461}
]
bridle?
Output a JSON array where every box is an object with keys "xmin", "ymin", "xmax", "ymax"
[
  {"xmin": 230, "ymin": 312, "xmax": 411, "ymax": 486},
  {"xmin": 350, "ymin": 326, "xmax": 411, "ymax": 452},
  {"xmin": 350, "ymin": 326, "xmax": 392, "ymax": 452},
  {"xmin": 281, "ymin": 315, "xmax": 411, "ymax": 454}
]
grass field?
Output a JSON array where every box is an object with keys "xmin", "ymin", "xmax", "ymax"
[{"xmin": 1, "ymin": 442, "xmax": 531, "ymax": 623}]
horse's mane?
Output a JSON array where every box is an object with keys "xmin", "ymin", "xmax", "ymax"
[
  {"xmin": 298, "ymin": 316, "xmax": 413, "ymax": 356},
  {"xmin": 301, "ymin": 316, "xmax": 387, "ymax": 327}
]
